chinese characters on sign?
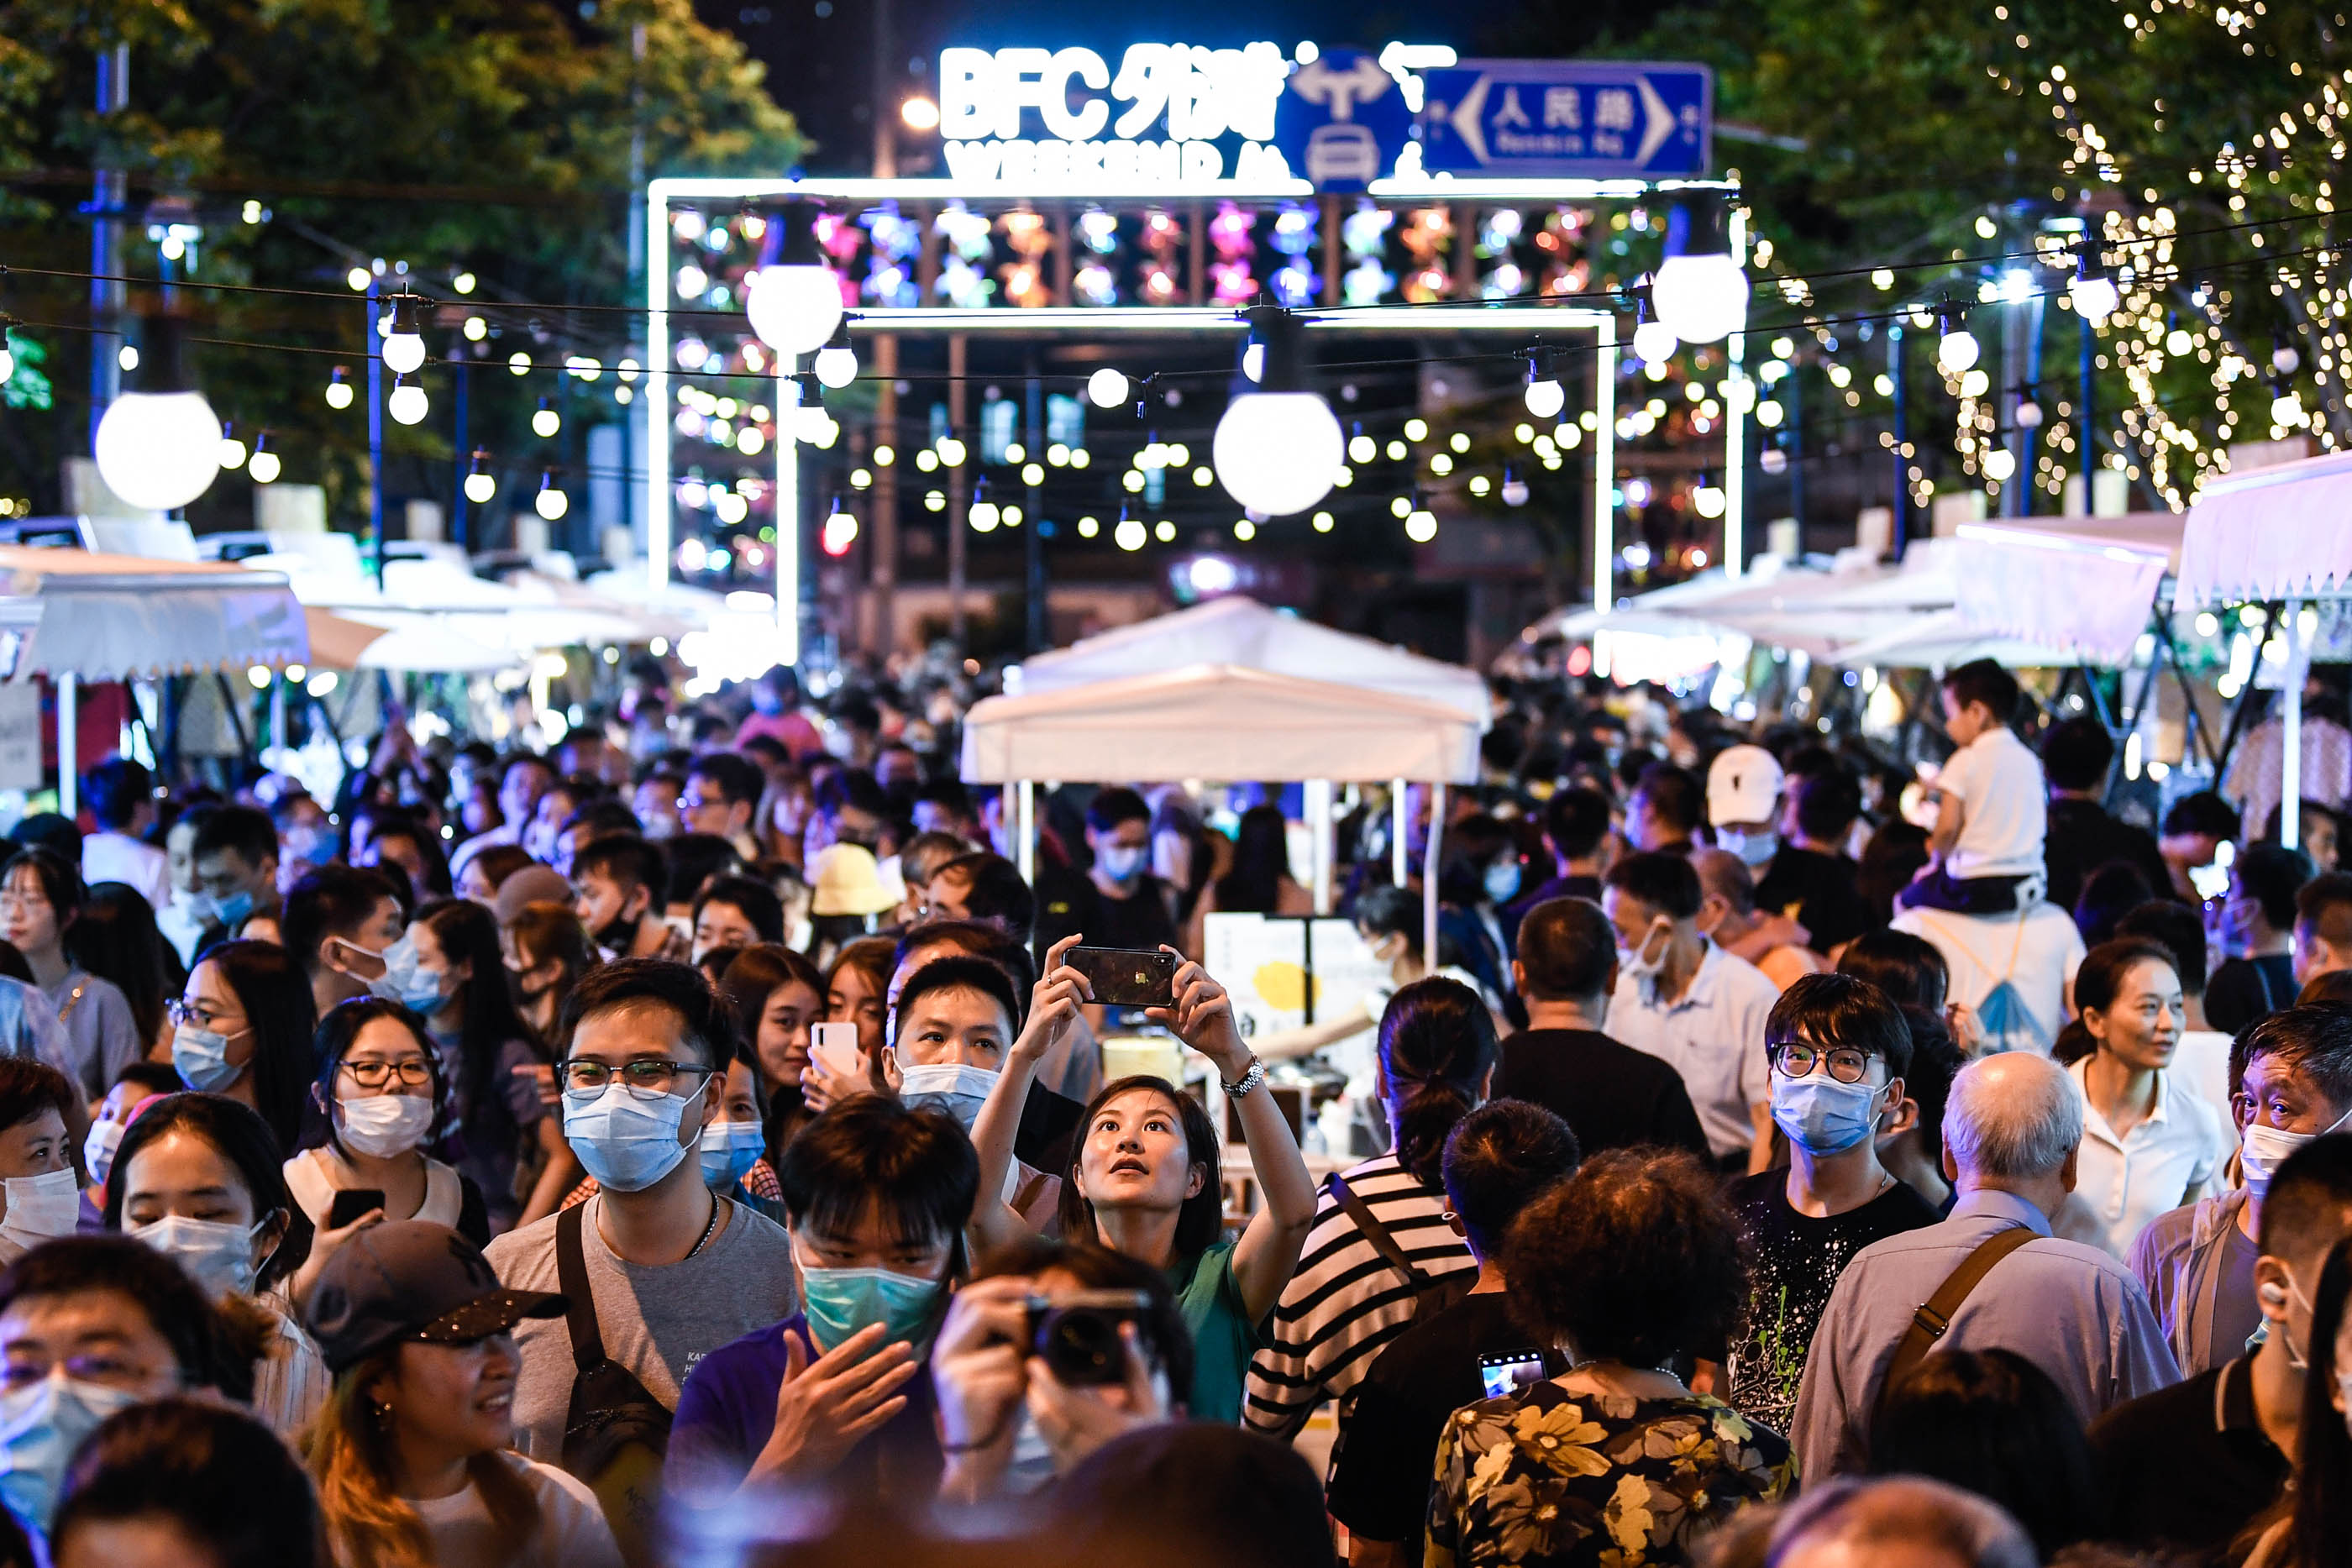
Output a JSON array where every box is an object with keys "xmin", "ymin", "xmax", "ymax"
[{"xmin": 1419, "ymin": 61, "xmax": 1713, "ymax": 178}]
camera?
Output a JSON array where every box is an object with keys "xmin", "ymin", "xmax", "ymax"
[{"xmin": 1023, "ymin": 1289, "xmax": 1153, "ymax": 1387}]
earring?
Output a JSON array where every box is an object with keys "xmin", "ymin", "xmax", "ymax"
[{"xmin": 372, "ymin": 1399, "xmax": 395, "ymax": 1428}]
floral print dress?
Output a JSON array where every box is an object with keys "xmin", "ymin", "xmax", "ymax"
[{"xmin": 1425, "ymin": 1382, "xmax": 1795, "ymax": 1568}]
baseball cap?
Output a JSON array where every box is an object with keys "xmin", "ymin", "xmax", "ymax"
[
  {"xmin": 1708, "ymin": 745, "xmax": 1785, "ymax": 828},
  {"xmin": 305, "ymin": 1220, "xmax": 565, "ymax": 1374},
  {"xmin": 494, "ymin": 863, "xmax": 575, "ymax": 926}
]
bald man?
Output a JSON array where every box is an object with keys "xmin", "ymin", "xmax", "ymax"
[
  {"xmin": 1791, "ymin": 1051, "xmax": 2181, "ymax": 1481},
  {"xmin": 1693, "ymin": 847, "xmax": 1827, "ymax": 990}
]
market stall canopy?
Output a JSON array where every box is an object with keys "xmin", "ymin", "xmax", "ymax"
[
  {"xmin": 1824, "ymin": 607, "xmax": 2087, "ymax": 671},
  {"xmin": 962, "ymin": 663, "xmax": 1482, "ymax": 784},
  {"xmin": 1005, "ymin": 596, "xmax": 1489, "ymax": 726},
  {"xmin": 1951, "ymin": 515, "xmax": 2181, "ymax": 665},
  {"xmin": 2176, "ymin": 448, "xmax": 2352, "ymax": 607},
  {"xmin": 0, "ymin": 545, "xmax": 307, "ymax": 680},
  {"xmin": 249, "ymin": 553, "xmax": 643, "ymax": 656}
]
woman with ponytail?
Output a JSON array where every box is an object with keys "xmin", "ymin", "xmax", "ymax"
[{"xmin": 1242, "ymin": 974, "xmax": 1496, "ymax": 1441}]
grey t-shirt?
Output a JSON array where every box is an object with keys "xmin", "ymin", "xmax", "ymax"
[
  {"xmin": 484, "ymin": 1193, "xmax": 798, "ymax": 1466},
  {"xmin": 45, "ymin": 970, "xmax": 140, "ymax": 1101},
  {"xmin": 2212, "ymin": 1219, "xmax": 2264, "ymax": 1369}
]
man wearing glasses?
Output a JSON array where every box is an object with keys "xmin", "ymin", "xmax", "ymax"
[
  {"xmin": 1719, "ymin": 974, "xmax": 1941, "ymax": 1435},
  {"xmin": 486, "ymin": 959, "xmax": 796, "ymax": 1552}
]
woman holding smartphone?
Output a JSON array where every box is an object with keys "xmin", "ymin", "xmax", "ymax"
[{"xmin": 283, "ymin": 999, "xmax": 490, "ymax": 1308}]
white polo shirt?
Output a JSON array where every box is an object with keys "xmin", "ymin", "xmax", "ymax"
[
  {"xmin": 1939, "ymin": 726, "xmax": 2047, "ymax": 878},
  {"xmin": 2068, "ymin": 1055, "xmax": 2223, "ymax": 1261},
  {"xmin": 1609, "ymin": 941, "xmax": 1778, "ymax": 1162}
]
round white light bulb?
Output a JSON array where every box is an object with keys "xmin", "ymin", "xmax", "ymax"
[
  {"xmin": 1501, "ymin": 476, "xmax": 1530, "ymax": 507},
  {"xmin": 381, "ymin": 328, "xmax": 425, "ymax": 376},
  {"xmin": 1087, "ymin": 367, "xmax": 1130, "ymax": 409},
  {"xmin": 1212, "ymin": 391, "xmax": 1344, "ymax": 517},
  {"xmin": 2071, "ymin": 274, "xmax": 2119, "ymax": 325},
  {"xmin": 1524, "ymin": 377, "xmax": 1567, "ymax": 420},
  {"xmin": 1982, "ymin": 448, "xmax": 2017, "ymax": 482},
  {"xmin": 1631, "ymin": 320, "xmax": 1679, "ymax": 364},
  {"xmin": 1937, "ymin": 328, "xmax": 1981, "ymax": 375},
  {"xmin": 218, "ymin": 435, "xmax": 247, "ymax": 470},
  {"xmin": 1693, "ymin": 484, "xmax": 1727, "ymax": 519},
  {"xmin": 94, "ymin": 391, "xmax": 223, "ymax": 511},
  {"xmin": 325, "ymin": 380, "xmax": 354, "ymax": 410},
  {"xmin": 533, "ymin": 406, "xmax": 561, "ymax": 438},
  {"xmin": 1651, "ymin": 254, "xmax": 1750, "ymax": 343},
  {"xmin": 745, "ymin": 263, "xmax": 844, "ymax": 356},
  {"xmin": 1404, "ymin": 508, "xmax": 1437, "ymax": 543},
  {"xmin": 814, "ymin": 343, "xmax": 858, "ymax": 390},
  {"xmin": 465, "ymin": 472, "xmax": 496, "ymax": 505},
  {"xmin": 249, "ymin": 449, "xmax": 281, "ymax": 485},
  {"xmin": 969, "ymin": 500, "xmax": 1000, "ymax": 532},
  {"xmin": 388, "ymin": 381, "xmax": 430, "ymax": 426},
  {"xmin": 536, "ymin": 485, "xmax": 570, "ymax": 522}
]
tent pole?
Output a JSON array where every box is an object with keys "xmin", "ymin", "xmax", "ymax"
[
  {"xmin": 1307, "ymin": 779, "xmax": 1333, "ymax": 915},
  {"xmin": 1422, "ymin": 782, "xmax": 1446, "ymax": 968},
  {"xmin": 2284, "ymin": 599, "xmax": 2308, "ymax": 847},
  {"xmin": 55, "ymin": 674, "xmax": 76, "ymax": 818},
  {"xmin": 1016, "ymin": 780, "xmax": 1035, "ymax": 886},
  {"xmin": 1390, "ymin": 778, "xmax": 1408, "ymax": 888}
]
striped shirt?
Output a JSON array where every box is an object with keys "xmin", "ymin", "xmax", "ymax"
[{"xmin": 1243, "ymin": 1151, "xmax": 1475, "ymax": 1438}]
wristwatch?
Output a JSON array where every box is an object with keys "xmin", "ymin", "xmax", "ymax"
[{"xmin": 1221, "ymin": 1057, "xmax": 1268, "ymax": 1099}]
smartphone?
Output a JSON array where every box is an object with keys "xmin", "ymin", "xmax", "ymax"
[
  {"xmin": 328, "ymin": 1188, "xmax": 386, "ymax": 1231},
  {"xmin": 1065, "ymin": 947, "xmax": 1179, "ymax": 1009},
  {"xmin": 1478, "ymin": 1349, "xmax": 1548, "ymax": 1400},
  {"xmin": 810, "ymin": 1022, "xmax": 865, "ymax": 1081}
]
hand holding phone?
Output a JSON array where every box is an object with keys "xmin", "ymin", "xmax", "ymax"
[
  {"xmin": 1063, "ymin": 947, "xmax": 1179, "ymax": 1009},
  {"xmin": 1478, "ymin": 1349, "xmax": 1548, "ymax": 1400},
  {"xmin": 327, "ymin": 1188, "xmax": 387, "ymax": 1232},
  {"xmin": 803, "ymin": 1022, "xmax": 867, "ymax": 1114}
]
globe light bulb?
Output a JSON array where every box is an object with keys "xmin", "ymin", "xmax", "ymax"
[
  {"xmin": 387, "ymin": 378, "xmax": 429, "ymax": 426},
  {"xmin": 1631, "ymin": 320, "xmax": 1679, "ymax": 364},
  {"xmin": 465, "ymin": 471, "xmax": 496, "ymax": 505},
  {"xmin": 813, "ymin": 338, "xmax": 858, "ymax": 391},
  {"xmin": 1982, "ymin": 448, "xmax": 2017, "ymax": 482},
  {"xmin": 95, "ymin": 391, "xmax": 222, "ymax": 511},
  {"xmin": 1212, "ymin": 308, "xmax": 1343, "ymax": 517},
  {"xmin": 1404, "ymin": 507, "xmax": 1437, "ymax": 543},
  {"xmin": 1087, "ymin": 367, "xmax": 1130, "ymax": 409},
  {"xmin": 1649, "ymin": 194, "xmax": 1748, "ymax": 343},
  {"xmin": 1501, "ymin": 473, "xmax": 1530, "ymax": 507},
  {"xmin": 2274, "ymin": 387, "xmax": 2305, "ymax": 427},
  {"xmin": 2070, "ymin": 268, "xmax": 2119, "ymax": 326},
  {"xmin": 248, "ymin": 446, "xmax": 281, "ymax": 485},
  {"xmin": 533, "ymin": 401, "xmax": 561, "ymax": 438},
  {"xmin": 2015, "ymin": 399, "xmax": 2044, "ymax": 430},
  {"xmin": 381, "ymin": 297, "xmax": 426, "ymax": 375},
  {"xmin": 969, "ymin": 500, "xmax": 1000, "ymax": 532},
  {"xmin": 1937, "ymin": 324, "xmax": 1981, "ymax": 375},
  {"xmin": 325, "ymin": 370, "xmax": 354, "ymax": 410},
  {"xmin": 536, "ymin": 478, "xmax": 569, "ymax": 521},
  {"xmin": 1693, "ymin": 482, "xmax": 1727, "ymax": 519},
  {"xmin": 218, "ymin": 432, "xmax": 247, "ymax": 470},
  {"xmin": 746, "ymin": 263, "xmax": 844, "ymax": 357},
  {"xmin": 1523, "ymin": 370, "xmax": 1567, "ymax": 421}
]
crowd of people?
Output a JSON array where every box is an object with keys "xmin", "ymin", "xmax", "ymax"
[{"xmin": 0, "ymin": 648, "xmax": 2349, "ymax": 1568}]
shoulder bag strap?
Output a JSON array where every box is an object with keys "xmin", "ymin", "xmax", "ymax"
[
  {"xmin": 1873, "ymin": 1225, "xmax": 2038, "ymax": 1425},
  {"xmin": 554, "ymin": 1202, "xmax": 607, "ymax": 1375},
  {"xmin": 1326, "ymin": 1171, "xmax": 1431, "ymax": 1291}
]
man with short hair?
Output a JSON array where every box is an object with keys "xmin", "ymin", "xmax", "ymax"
[
  {"xmin": 1503, "ymin": 784, "xmax": 1610, "ymax": 927},
  {"xmin": 2095, "ymin": 1134, "xmax": 2352, "ymax": 1562},
  {"xmin": 554, "ymin": 799, "xmax": 645, "ymax": 883},
  {"xmin": 2131, "ymin": 1004, "xmax": 2352, "ymax": 1377},
  {"xmin": 1601, "ymin": 852, "xmax": 1781, "ymax": 1170},
  {"xmin": 488, "ymin": 959, "xmax": 797, "ymax": 1539},
  {"xmin": 449, "ymin": 754, "xmax": 554, "ymax": 880},
  {"xmin": 191, "ymin": 805, "xmax": 284, "ymax": 946},
  {"xmin": 282, "ymin": 865, "xmax": 406, "ymax": 1017},
  {"xmin": 1326, "ymin": 1101, "xmax": 1582, "ymax": 1568},
  {"xmin": 573, "ymin": 836, "xmax": 688, "ymax": 963},
  {"xmin": 1725, "ymin": 974, "xmax": 1941, "ymax": 1435},
  {"xmin": 921, "ymin": 852, "xmax": 1037, "ymax": 941},
  {"xmin": 2041, "ymin": 716, "xmax": 2172, "ymax": 915},
  {"xmin": 1790, "ymin": 1051, "xmax": 2180, "ymax": 1481},
  {"xmin": 269, "ymin": 790, "xmax": 337, "ymax": 893},
  {"xmin": 1494, "ymin": 896, "xmax": 1707, "ymax": 1158},
  {"xmin": 633, "ymin": 770, "xmax": 685, "ymax": 842},
  {"xmin": 1625, "ymin": 762, "xmax": 1703, "ymax": 854},
  {"xmin": 680, "ymin": 753, "xmax": 765, "ymax": 862},
  {"xmin": 78, "ymin": 757, "xmax": 170, "ymax": 913},
  {"xmin": 1765, "ymin": 1476, "xmax": 2037, "ymax": 1568},
  {"xmin": 1038, "ymin": 787, "xmax": 1179, "ymax": 955},
  {"xmin": 2210, "ymin": 844, "xmax": 2311, "ymax": 1031},
  {"xmin": 1695, "ymin": 847, "xmax": 1825, "ymax": 991},
  {"xmin": 1756, "ymin": 766, "xmax": 1872, "ymax": 953},
  {"xmin": 2293, "ymin": 870, "xmax": 2352, "ymax": 986},
  {"xmin": 911, "ymin": 779, "xmax": 979, "ymax": 842}
]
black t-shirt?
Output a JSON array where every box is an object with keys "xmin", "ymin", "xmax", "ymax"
[
  {"xmin": 1753, "ymin": 845, "xmax": 1871, "ymax": 952},
  {"xmin": 2089, "ymin": 1356, "xmax": 2289, "ymax": 1565},
  {"xmin": 2206, "ymin": 954, "xmax": 2299, "ymax": 1035},
  {"xmin": 1326, "ymin": 1292, "xmax": 1564, "ymax": 1549},
  {"xmin": 2044, "ymin": 797, "xmax": 2176, "ymax": 915},
  {"xmin": 1494, "ymin": 1027, "xmax": 1711, "ymax": 1159},
  {"xmin": 1721, "ymin": 1169, "xmax": 1941, "ymax": 1433},
  {"xmin": 1035, "ymin": 868, "xmax": 1181, "ymax": 955}
]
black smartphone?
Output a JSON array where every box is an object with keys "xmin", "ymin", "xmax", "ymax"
[
  {"xmin": 1478, "ymin": 1348, "xmax": 1549, "ymax": 1400},
  {"xmin": 328, "ymin": 1188, "xmax": 386, "ymax": 1230},
  {"xmin": 1065, "ymin": 946, "xmax": 1179, "ymax": 1009}
]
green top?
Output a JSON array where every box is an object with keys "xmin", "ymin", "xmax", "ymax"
[{"xmin": 1169, "ymin": 1239, "xmax": 1257, "ymax": 1425}]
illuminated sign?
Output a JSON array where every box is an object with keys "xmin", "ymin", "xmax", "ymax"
[{"xmin": 938, "ymin": 44, "xmax": 1297, "ymax": 188}]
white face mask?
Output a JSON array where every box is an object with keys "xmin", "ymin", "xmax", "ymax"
[
  {"xmin": 0, "ymin": 1169, "xmax": 79, "ymax": 1249},
  {"xmin": 337, "ymin": 1093, "xmax": 437, "ymax": 1160},
  {"xmin": 129, "ymin": 1213, "xmax": 275, "ymax": 1299},
  {"xmin": 898, "ymin": 1062, "xmax": 1000, "ymax": 1132},
  {"xmin": 81, "ymin": 1120, "xmax": 124, "ymax": 1187},
  {"xmin": 1617, "ymin": 919, "xmax": 1670, "ymax": 983},
  {"xmin": 2241, "ymin": 1103, "xmax": 2352, "ymax": 1196}
]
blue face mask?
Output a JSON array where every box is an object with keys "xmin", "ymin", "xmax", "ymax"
[
  {"xmin": 0, "ymin": 1371, "xmax": 140, "ymax": 1534},
  {"xmin": 1716, "ymin": 827, "xmax": 1780, "ymax": 869},
  {"xmin": 561, "ymin": 1081, "xmax": 704, "ymax": 1193},
  {"xmin": 1770, "ymin": 1070, "xmax": 1887, "ymax": 1156},
  {"xmin": 898, "ymin": 1062, "xmax": 999, "ymax": 1132},
  {"xmin": 213, "ymin": 889, "xmax": 255, "ymax": 929},
  {"xmin": 1095, "ymin": 844, "xmax": 1147, "ymax": 885},
  {"xmin": 699, "ymin": 1120, "xmax": 764, "ymax": 1190},
  {"xmin": 172, "ymin": 1025, "xmax": 244, "ymax": 1093},
  {"xmin": 364, "ymin": 931, "xmax": 444, "ymax": 1013},
  {"xmin": 795, "ymin": 1247, "xmax": 943, "ymax": 1353},
  {"xmin": 1483, "ymin": 860, "xmax": 1523, "ymax": 904}
]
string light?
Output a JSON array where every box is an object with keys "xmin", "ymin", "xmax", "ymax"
[
  {"xmin": 248, "ymin": 433, "xmax": 281, "ymax": 484},
  {"xmin": 324, "ymin": 365, "xmax": 354, "ymax": 409},
  {"xmin": 464, "ymin": 451, "xmax": 496, "ymax": 505},
  {"xmin": 387, "ymin": 375, "xmax": 429, "ymax": 426},
  {"xmin": 534, "ymin": 471, "xmax": 570, "ymax": 521},
  {"xmin": 381, "ymin": 295, "xmax": 426, "ymax": 375},
  {"xmin": 1522, "ymin": 349, "xmax": 1566, "ymax": 419},
  {"xmin": 1086, "ymin": 367, "xmax": 1130, "ymax": 408}
]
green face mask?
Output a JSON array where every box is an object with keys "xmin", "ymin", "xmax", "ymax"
[{"xmin": 795, "ymin": 1251, "xmax": 944, "ymax": 1352}]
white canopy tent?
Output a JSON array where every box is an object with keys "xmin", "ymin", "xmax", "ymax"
[
  {"xmin": 2178, "ymin": 450, "xmax": 2352, "ymax": 843},
  {"xmin": 1951, "ymin": 515, "xmax": 2181, "ymax": 667},
  {"xmin": 962, "ymin": 663, "xmax": 1483, "ymax": 962}
]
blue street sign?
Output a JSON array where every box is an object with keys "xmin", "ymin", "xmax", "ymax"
[
  {"xmin": 1273, "ymin": 48, "xmax": 1415, "ymax": 192},
  {"xmin": 1418, "ymin": 61, "xmax": 1712, "ymax": 179}
]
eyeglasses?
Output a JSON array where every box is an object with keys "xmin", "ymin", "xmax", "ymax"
[
  {"xmin": 340, "ymin": 1060, "xmax": 434, "ymax": 1090},
  {"xmin": 555, "ymin": 1057, "xmax": 717, "ymax": 1099},
  {"xmin": 167, "ymin": 997, "xmax": 237, "ymax": 1030},
  {"xmin": 1769, "ymin": 1041, "xmax": 1878, "ymax": 1084}
]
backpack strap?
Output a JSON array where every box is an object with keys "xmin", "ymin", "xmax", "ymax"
[
  {"xmin": 1873, "ymin": 1225, "xmax": 2037, "ymax": 1426},
  {"xmin": 1327, "ymin": 1171, "xmax": 1433, "ymax": 1294},
  {"xmin": 555, "ymin": 1201, "xmax": 607, "ymax": 1375}
]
